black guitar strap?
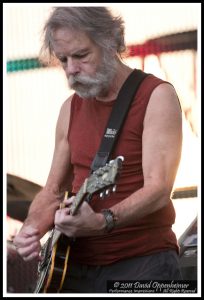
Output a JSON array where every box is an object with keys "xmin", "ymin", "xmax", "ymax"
[{"xmin": 91, "ymin": 69, "xmax": 148, "ymax": 172}]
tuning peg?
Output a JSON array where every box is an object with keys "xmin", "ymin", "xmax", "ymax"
[
  {"xmin": 112, "ymin": 185, "xmax": 117, "ymax": 192},
  {"xmin": 100, "ymin": 192, "xmax": 105, "ymax": 199},
  {"xmin": 118, "ymin": 156, "xmax": 124, "ymax": 161},
  {"xmin": 105, "ymin": 189, "xmax": 110, "ymax": 196}
]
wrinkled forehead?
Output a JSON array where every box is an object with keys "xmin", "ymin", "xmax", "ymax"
[{"xmin": 50, "ymin": 26, "xmax": 90, "ymax": 44}]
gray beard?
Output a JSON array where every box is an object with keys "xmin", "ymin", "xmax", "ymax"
[{"xmin": 68, "ymin": 55, "xmax": 117, "ymax": 99}]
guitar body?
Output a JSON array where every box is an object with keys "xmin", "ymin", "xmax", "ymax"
[{"xmin": 34, "ymin": 234, "xmax": 70, "ymax": 293}]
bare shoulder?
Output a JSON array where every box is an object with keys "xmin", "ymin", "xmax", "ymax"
[
  {"xmin": 58, "ymin": 94, "xmax": 73, "ymax": 120},
  {"xmin": 142, "ymin": 83, "xmax": 182, "ymax": 189},
  {"xmin": 56, "ymin": 94, "xmax": 74, "ymax": 140},
  {"xmin": 44, "ymin": 95, "xmax": 74, "ymax": 191},
  {"xmin": 144, "ymin": 83, "xmax": 182, "ymax": 126}
]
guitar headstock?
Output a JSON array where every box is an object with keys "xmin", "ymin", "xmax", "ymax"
[
  {"xmin": 70, "ymin": 156, "xmax": 124, "ymax": 215},
  {"xmin": 86, "ymin": 156, "xmax": 124, "ymax": 196}
]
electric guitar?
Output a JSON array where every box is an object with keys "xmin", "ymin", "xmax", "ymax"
[{"xmin": 34, "ymin": 156, "xmax": 124, "ymax": 293}]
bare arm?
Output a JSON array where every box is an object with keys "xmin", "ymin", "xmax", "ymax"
[
  {"xmin": 111, "ymin": 83, "xmax": 182, "ymax": 227},
  {"xmin": 13, "ymin": 95, "xmax": 73, "ymax": 259},
  {"xmin": 24, "ymin": 97, "xmax": 73, "ymax": 236}
]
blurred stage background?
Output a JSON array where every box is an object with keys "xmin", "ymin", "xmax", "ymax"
[{"xmin": 4, "ymin": 3, "xmax": 201, "ymax": 294}]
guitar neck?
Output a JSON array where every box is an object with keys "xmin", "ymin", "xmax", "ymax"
[
  {"xmin": 50, "ymin": 181, "xmax": 88, "ymax": 246},
  {"xmin": 51, "ymin": 228, "xmax": 62, "ymax": 247},
  {"xmin": 69, "ymin": 178, "xmax": 88, "ymax": 216},
  {"xmin": 51, "ymin": 156, "xmax": 122, "ymax": 242}
]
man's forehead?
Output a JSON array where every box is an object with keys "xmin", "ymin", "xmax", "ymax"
[
  {"xmin": 51, "ymin": 27, "xmax": 90, "ymax": 42},
  {"xmin": 51, "ymin": 28, "xmax": 94, "ymax": 53}
]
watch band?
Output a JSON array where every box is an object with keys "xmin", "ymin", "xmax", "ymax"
[{"xmin": 102, "ymin": 209, "xmax": 117, "ymax": 233}]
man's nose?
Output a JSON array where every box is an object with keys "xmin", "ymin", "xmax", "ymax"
[{"xmin": 65, "ymin": 57, "xmax": 80, "ymax": 76}]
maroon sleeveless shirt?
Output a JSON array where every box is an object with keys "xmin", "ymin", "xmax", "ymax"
[{"xmin": 67, "ymin": 73, "xmax": 179, "ymax": 265}]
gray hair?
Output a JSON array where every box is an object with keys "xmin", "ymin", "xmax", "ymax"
[{"xmin": 39, "ymin": 7, "xmax": 126, "ymax": 65}]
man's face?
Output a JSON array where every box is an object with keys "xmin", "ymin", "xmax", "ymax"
[{"xmin": 51, "ymin": 27, "xmax": 116, "ymax": 99}]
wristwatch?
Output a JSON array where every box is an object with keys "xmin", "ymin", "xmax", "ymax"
[{"xmin": 101, "ymin": 209, "xmax": 117, "ymax": 233}]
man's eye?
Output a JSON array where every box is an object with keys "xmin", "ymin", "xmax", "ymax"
[
  {"xmin": 58, "ymin": 57, "xmax": 67, "ymax": 63},
  {"xmin": 74, "ymin": 53, "xmax": 88, "ymax": 59}
]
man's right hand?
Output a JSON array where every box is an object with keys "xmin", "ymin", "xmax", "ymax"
[{"xmin": 13, "ymin": 225, "xmax": 42, "ymax": 261}]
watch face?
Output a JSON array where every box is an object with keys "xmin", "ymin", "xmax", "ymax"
[{"xmin": 102, "ymin": 209, "xmax": 115, "ymax": 232}]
